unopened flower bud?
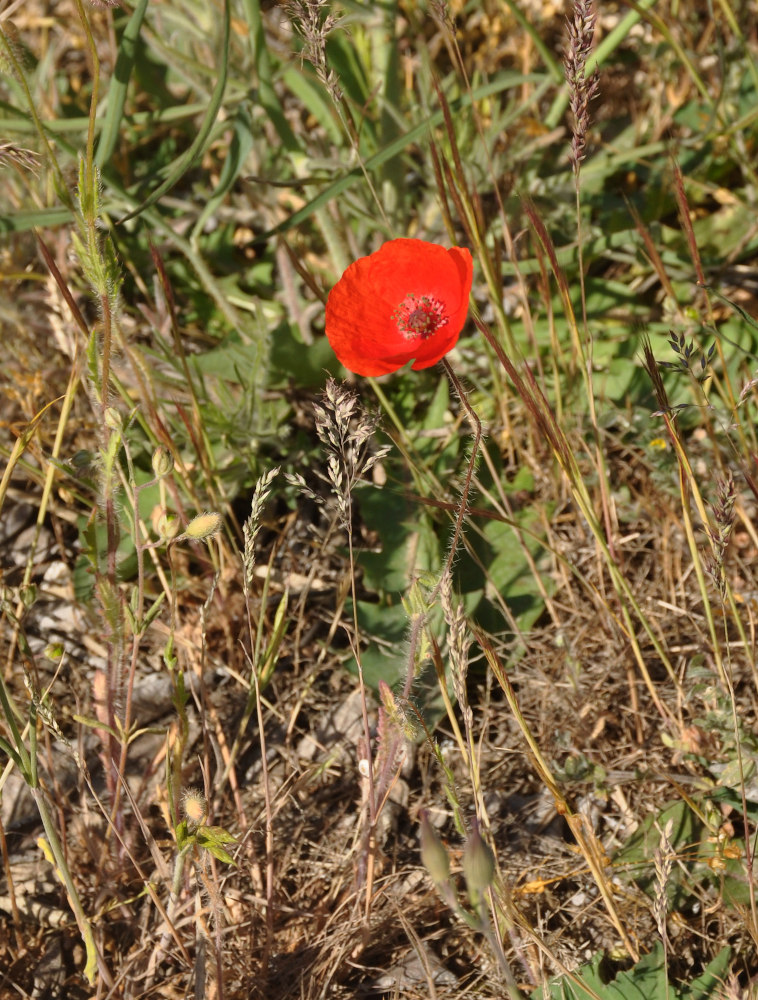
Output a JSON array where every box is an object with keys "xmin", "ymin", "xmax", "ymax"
[
  {"xmin": 151, "ymin": 446, "xmax": 174, "ymax": 479},
  {"xmin": 44, "ymin": 643, "xmax": 64, "ymax": 661},
  {"xmin": 463, "ymin": 820, "xmax": 495, "ymax": 893},
  {"xmin": 420, "ymin": 810, "xmax": 450, "ymax": 886},
  {"xmin": 182, "ymin": 787, "xmax": 208, "ymax": 827},
  {"xmin": 151, "ymin": 506, "xmax": 180, "ymax": 540},
  {"xmin": 185, "ymin": 511, "xmax": 222, "ymax": 541}
]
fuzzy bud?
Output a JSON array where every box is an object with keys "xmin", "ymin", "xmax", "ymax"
[
  {"xmin": 185, "ymin": 511, "xmax": 222, "ymax": 541},
  {"xmin": 43, "ymin": 643, "xmax": 64, "ymax": 661},
  {"xmin": 151, "ymin": 446, "xmax": 174, "ymax": 479},
  {"xmin": 181, "ymin": 788, "xmax": 208, "ymax": 828},
  {"xmin": 462, "ymin": 821, "xmax": 495, "ymax": 893},
  {"xmin": 419, "ymin": 810, "xmax": 450, "ymax": 886}
]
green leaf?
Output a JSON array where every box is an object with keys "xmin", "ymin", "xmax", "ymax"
[
  {"xmin": 141, "ymin": 592, "xmax": 167, "ymax": 632},
  {"xmin": 199, "ymin": 825, "xmax": 237, "ymax": 844},
  {"xmin": 176, "ymin": 819, "xmax": 190, "ymax": 849},
  {"xmin": 269, "ymin": 322, "xmax": 339, "ymax": 388},
  {"xmin": 358, "ymin": 488, "xmax": 440, "ymax": 594},
  {"xmin": 282, "ymin": 67, "xmax": 342, "ymax": 144},
  {"xmin": 342, "ymin": 598, "xmax": 450, "ymax": 731},
  {"xmin": 532, "ymin": 943, "xmax": 731, "ymax": 1000},
  {"xmin": 613, "ymin": 799, "xmax": 701, "ymax": 909},
  {"xmin": 203, "ymin": 843, "xmax": 235, "ymax": 864},
  {"xmin": 0, "ymin": 735, "xmax": 24, "ymax": 772},
  {"xmin": 197, "ymin": 824, "xmax": 237, "ymax": 865},
  {"xmin": 95, "ymin": 0, "xmax": 150, "ymax": 168},
  {"xmin": 345, "ymin": 601, "xmax": 410, "ymax": 691},
  {"xmin": 688, "ymin": 947, "xmax": 731, "ymax": 999},
  {"xmin": 255, "ymin": 72, "xmax": 549, "ymax": 243},
  {"xmin": 191, "ymin": 107, "xmax": 255, "ymax": 242},
  {"xmin": 718, "ymin": 755, "xmax": 756, "ymax": 789},
  {"xmin": 118, "ymin": 0, "xmax": 231, "ymax": 223},
  {"xmin": 456, "ymin": 506, "xmax": 548, "ymax": 636},
  {"xmin": 532, "ymin": 946, "xmax": 666, "ymax": 1000}
]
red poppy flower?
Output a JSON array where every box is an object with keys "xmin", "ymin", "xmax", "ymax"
[{"xmin": 325, "ymin": 238, "xmax": 473, "ymax": 377}]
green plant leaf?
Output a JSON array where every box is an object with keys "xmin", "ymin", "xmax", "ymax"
[
  {"xmin": 118, "ymin": 0, "xmax": 231, "ymax": 223},
  {"xmin": 532, "ymin": 943, "xmax": 730, "ymax": 1000},
  {"xmin": 357, "ymin": 488, "xmax": 440, "ymax": 594},
  {"xmin": 269, "ymin": 322, "xmax": 340, "ymax": 388},
  {"xmin": 613, "ymin": 799, "xmax": 702, "ymax": 909},
  {"xmin": 344, "ymin": 601, "xmax": 411, "ymax": 691},
  {"xmin": 254, "ymin": 71, "xmax": 549, "ymax": 243},
  {"xmin": 197, "ymin": 825, "xmax": 237, "ymax": 865},
  {"xmin": 687, "ymin": 947, "xmax": 732, "ymax": 999},
  {"xmin": 95, "ymin": 0, "xmax": 150, "ymax": 168}
]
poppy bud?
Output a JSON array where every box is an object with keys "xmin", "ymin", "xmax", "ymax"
[
  {"xmin": 463, "ymin": 820, "xmax": 495, "ymax": 893},
  {"xmin": 419, "ymin": 810, "xmax": 450, "ymax": 886}
]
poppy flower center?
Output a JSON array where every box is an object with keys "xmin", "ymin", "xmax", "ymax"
[{"xmin": 393, "ymin": 293, "xmax": 448, "ymax": 341}]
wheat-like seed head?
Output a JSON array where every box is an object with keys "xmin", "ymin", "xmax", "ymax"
[{"xmin": 564, "ymin": 0, "xmax": 600, "ymax": 173}]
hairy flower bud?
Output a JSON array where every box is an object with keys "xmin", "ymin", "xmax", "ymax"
[
  {"xmin": 185, "ymin": 511, "xmax": 222, "ymax": 541},
  {"xmin": 151, "ymin": 446, "xmax": 174, "ymax": 479},
  {"xmin": 463, "ymin": 821, "xmax": 495, "ymax": 893},
  {"xmin": 181, "ymin": 787, "xmax": 208, "ymax": 828},
  {"xmin": 419, "ymin": 810, "xmax": 450, "ymax": 886}
]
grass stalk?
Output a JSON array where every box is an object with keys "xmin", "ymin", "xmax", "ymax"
[
  {"xmin": 480, "ymin": 635, "xmax": 640, "ymax": 963},
  {"xmin": 0, "ymin": 663, "xmax": 104, "ymax": 984}
]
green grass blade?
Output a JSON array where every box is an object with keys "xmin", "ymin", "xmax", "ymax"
[
  {"xmin": 545, "ymin": 0, "xmax": 660, "ymax": 129},
  {"xmin": 190, "ymin": 108, "xmax": 255, "ymax": 243},
  {"xmin": 117, "ymin": 0, "xmax": 231, "ymax": 223},
  {"xmin": 240, "ymin": 0, "xmax": 301, "ymax": 153},
  {"xmin": 500, "ymin": 0, "xmax": 564, "ymax": 85},
  {"xmin": 255, "ymin": 72, "xmax": 550, "ymax": 243},
  {"xmin": 0, "ymin": 100, "xmax": 215, "ymax": 135},
  {"xmin": 95, "ymin": 0, "xmax": 150, "ymax": 169}
]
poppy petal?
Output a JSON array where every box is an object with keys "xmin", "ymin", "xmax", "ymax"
[{"xmin": 325, "ymin": 239, "xmax": 473, "ymax": 376}]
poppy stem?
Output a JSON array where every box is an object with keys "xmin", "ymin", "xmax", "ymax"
[{"xmin": 440, "ymin": 359, "xmax": 482, "ymax": 586}]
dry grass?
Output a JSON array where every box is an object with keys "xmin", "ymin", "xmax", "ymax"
[{"xmin": 2, "ymin": 0, "xmax": 758, "ymax": 997}]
